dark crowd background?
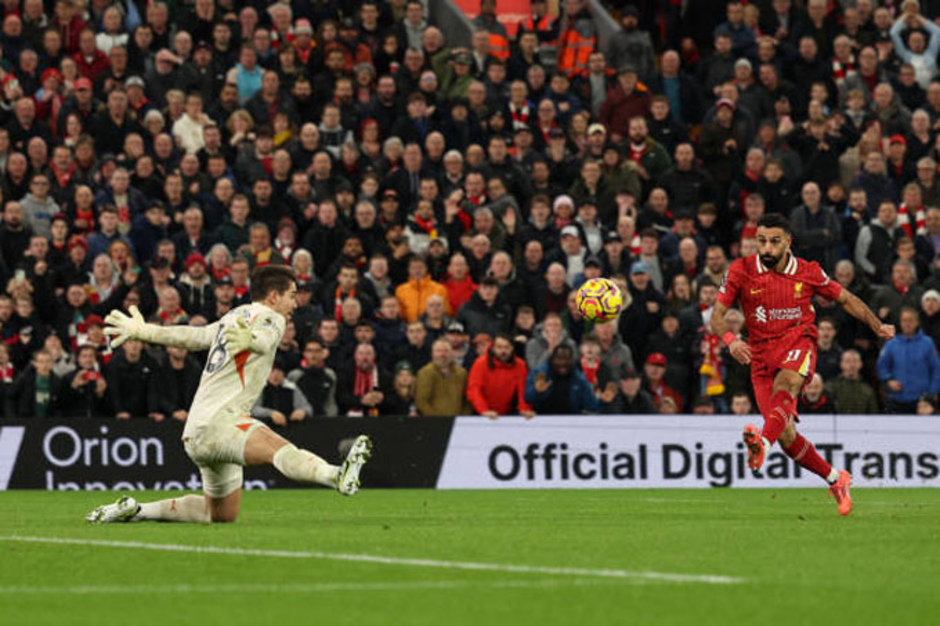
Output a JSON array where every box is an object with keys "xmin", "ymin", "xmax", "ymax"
[{"xmin": 2, "ymin": 0, "xmax": 940, "ymax": 423}]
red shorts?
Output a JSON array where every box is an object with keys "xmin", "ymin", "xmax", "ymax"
[{"xmin": 750, "ymin": 334, "xmax": 817, "ymax": 417}]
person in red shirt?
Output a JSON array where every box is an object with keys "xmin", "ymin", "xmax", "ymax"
[
  {"xmin": 466, "ymin": 334, "xmax": 533, "ymax": 418},
  {"xmin": 712, "ymin": 214, "xmax": 895, "ymax": 516}
]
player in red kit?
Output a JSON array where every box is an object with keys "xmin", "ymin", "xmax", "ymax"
[{"xmin": 711, "ymin": 214, "xmax": 895, "ymax": 515}]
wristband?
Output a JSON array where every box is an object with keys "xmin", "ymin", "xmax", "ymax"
[{"xmin": 722, "ymin": 331, "xmax": 737, "ymax": 347}]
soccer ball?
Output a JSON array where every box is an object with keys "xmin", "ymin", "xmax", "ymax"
[{"xmin": 576, "ymin": 277, "xmax": 623, "ymax": 323}]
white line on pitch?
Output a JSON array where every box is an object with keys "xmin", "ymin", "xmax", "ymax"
[
  {"xmin": 0, "ymin": 579, "xmax": 623, "ymax": 596},
  {"xmin": 0, "ymin": 536, "xmax": 743, "ymax": 585}
]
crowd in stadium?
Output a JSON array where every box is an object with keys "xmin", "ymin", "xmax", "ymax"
[{"xmin": 2, "ymin": 0, "xmax": 940, "ymax": 420}]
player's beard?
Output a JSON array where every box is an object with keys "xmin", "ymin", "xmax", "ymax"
[{"xmin": 760, "ymin": 253, "xmax": 781, "ymax": 269}]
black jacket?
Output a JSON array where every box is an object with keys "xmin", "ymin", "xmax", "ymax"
[
  {"xmin": 148, "ymin": 355, "xmax": 201, "ymax": 417},
  {"xmin": 456, "ymin": 291, "xmax": 512, "ymax": 338},
  {"xmin": 4, "ymin": 366, "xmax": 62, "ymax": 418},
  {"xmin": 106, "ymin": 351, "xmax": 157, "ymax": 417}
]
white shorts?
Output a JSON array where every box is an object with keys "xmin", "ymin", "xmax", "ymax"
[{"xmin": 182, "ymin": 415, "xmax": 263, "ymax": 498}]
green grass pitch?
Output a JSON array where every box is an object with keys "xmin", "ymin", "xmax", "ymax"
[{"xmin": 2, "ymin": 489, "xmax": 938, "ymax": 625}]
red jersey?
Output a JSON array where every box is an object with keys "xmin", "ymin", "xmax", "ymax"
[{"xmin": 717, "ymin": 253, "xmax": 843, "ymax": 345}]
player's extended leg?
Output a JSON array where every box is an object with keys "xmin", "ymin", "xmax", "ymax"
[
  {"xmin": 244, "ymin": 423, "xmax": 372, "ymax": 495},
  {"xmin": 86, "ymin": 494, "xmax": 212, "ymax": 523}
]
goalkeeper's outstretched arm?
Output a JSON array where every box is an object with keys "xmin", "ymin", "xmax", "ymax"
[{"xmin": 104, "ymin": 306, "xmax": 219, "ymax": 351}]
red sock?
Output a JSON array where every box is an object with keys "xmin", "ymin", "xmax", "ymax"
[
  {"xmin": 761, "ymin": 389, "xmax": 794, "ymax": 445},
  {"xmin": 782, "ymin": 434, "xmax": 833, "ymax": 481}
]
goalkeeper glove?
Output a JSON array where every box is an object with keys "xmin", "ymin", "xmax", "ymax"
[
  {"xmin": 224, "ymin": 315, "xmax": 254, "ymax": 354},
  {"xmin": 102, "ymin": 305, "xmax": 155, "ymax": 348}
]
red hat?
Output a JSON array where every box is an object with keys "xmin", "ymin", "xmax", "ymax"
[
  {"xmin": 185, "ymin": 252, "xmax": 207, "ymax": 270},
  {"xmin": 84, "ymin": 314, "xmax": 104, "ymax": 328},
  {"xmin": 716, "ymin": 98, "xmax": 735, "ymax": 112},
  {"xmin": 41, "ymin": 68, "xmax": 63, "ymax": 85},
  {"xmin": 74, "ymin": 77, "xmax": 92, "ymax": 90},
  {"xmin": 67, "ymin": 235, "xmax": 88, "ymax": 251},
  {"xmin": 1, "ymin": 74, "xmax": 19, "ymax": 88},
  {"xmin": 889, "ymin": 134, "xmax": 907, "ymax": 146},
  {"xmin": 645, "ymin": 352, "xmax": 668, "ymax": 367}
]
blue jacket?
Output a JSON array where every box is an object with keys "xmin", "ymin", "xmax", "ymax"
[
  {"xmin": 876, "ymin": 330, "xmax": 940, "ymax": 403},
  {"xmin": 524, "ymin": 362, "xmax": 599, "ymax": 415}
]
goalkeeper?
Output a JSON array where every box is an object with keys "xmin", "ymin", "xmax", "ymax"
[{"xmin": 87, "ymin": 265, "xmax": 372, "ymax": 524}]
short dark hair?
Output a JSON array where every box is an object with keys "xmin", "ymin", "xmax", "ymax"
[
  {"xmin": 756, "ymin": 213, "xmax": 791, "ymax": 234},
  {"xmin": 251, "ymin": 265, "xmax": 296, "ymax": 302}
]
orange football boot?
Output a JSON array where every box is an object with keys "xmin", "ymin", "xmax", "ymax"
[
  {"xmin": 742, "ymin": 424, "xmax": 766, "ymax": 470},
  {"xmin": 829, "ymin": 470, "xmax": 853, "ymax": 516}
]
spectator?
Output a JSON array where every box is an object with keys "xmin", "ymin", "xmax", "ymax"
[
  {"xmin": 106, "ymin": 338, "xmax": 157, "ymax": 419},
  {"xmin": 598, "ymin": 67, "xmax": 650, "ymax": 141},
  {"xmin": 643, "ymin": 351, "xmax": 684, "ymax": 412},
  {"xmin": 815, "ymin": 318, "xmax": 844, "ymax": 382},
  {"xmin": 602, "ymin": 367, "xmax": 656, "ymax": 414},
  {"xmin": 729, "ymin": 392, "xmax": 753, "ymax": 416},
  {"xmin": 288, "ymin": 339, "xmax": 339, "ymax": 417},
  {"xmin": 870, "ymin": 260, "xmax": 924, "ymax": 325},
  {"xmin": 336, "ymin": 343, "xmax": 391, "ymax": 416},
  {"xmin": 147, "ymin": 346, "xmax": 200, "ymax": 422},
  {"xmin": 467, "ymin": 333, "xmax": 532, "ymax": 417},
  {"xmin": 4, "ymin": 349, "xmax": 62, "ymax": 418},
  {"xmin": 877, "ymin": 307, "xmax": 940, "ymax": 413},
  {"xmin": 415, "ymin": 339, "xmax": 469, "ymax": 416},
  {"xmin": 798, "ymin": 373, "xmax": 836, "ymax": 414},
  {"xmin": 855, "ymin": 200, "xmax": 904, "ymax": 284},
  {"xmin": 605, "ymin": 7, "xmax": 654, "ymax": 82},
  {"xmin": 396, "ymin": 255, "xmax": 450, "ymax": 323},
  {"xmin": 828, "ymin": 349, "xmax": 879, "ymax": 414},
  {"xmin": 252, "ymin": 362, "xmax": 312, "ymax": 427},
  {"xmin": 526, "ymin": 312, "xmax": 577, "ymax": 370},
  {"xmin": 384, "ymin": 361, "xmax": 418, "ymax": 417},
  {"xmin": 525, "ymin": 344, "xmax": 602, "ymax": 415},
  {"xmin": 790, "ymin": 181, "xmax": 842, "ymax": 271},
  {"xmin": 457, "ymin": 276, "xmax": 511, "ymax": 338}
]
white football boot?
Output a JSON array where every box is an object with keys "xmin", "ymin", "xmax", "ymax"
[
  {"xmin": 336, "ymin": 435, "xmax": 372, "ymax": 496},
  {"xmin": 85, "ymin": 495, "xmax": 141, "ymax": 523}
]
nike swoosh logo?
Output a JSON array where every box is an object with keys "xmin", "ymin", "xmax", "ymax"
[{"xmin": 750, "ymin": 289, "xmax": 763, "ymax": 295}]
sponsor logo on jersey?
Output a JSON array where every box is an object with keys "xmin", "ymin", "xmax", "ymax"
[
  {"xmin": 754, "ymin": 306, "xmax": 802, "ymax": 323},
  {"xmin": 769, "ymin": 307, "xmax": 802, "ymax": 321}
]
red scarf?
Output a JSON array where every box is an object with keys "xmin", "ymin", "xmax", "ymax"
[
  {"xmin": 832, "ymin": 56, "xmax": 857, "ymax": 86},
  {"xmin": 0, "ymin": 363, "xmax": 13, "ymax": 382},
  {"xmin": 353, "ymin": 366, "xmax": 377, "ymax": 397},
  {"xmin": 509, "ymin": 102, "xmax": 531, "ymax": 130},
  {"xmin": 580, "ymin": 357, "xmax": 600, "ymax": 387},
  {"xmin": 628, "ymin": 233, "xmax": 641, "ymax": 256},
  {"xmin": 894, "ymin": 281, "xmax": 909, "ymax": 295},
  {"xmin": 628, "ymin": 142, "xmax": 647, "ymax": 163},
  {"xmin": 898, "ymin": 203, "xmax": 926, "ymax": 239},
  {"xmin": 413, "ymin": 216, "xmax": 438, "ymax": 237},
  {"xmin": 335, "ymin": 285, "xmax": 356, "ymax": 321}
]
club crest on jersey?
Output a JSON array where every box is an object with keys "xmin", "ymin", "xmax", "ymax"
[{"xmin": 794, "ymin": 282, "xmax": 803, "ymax": 298}]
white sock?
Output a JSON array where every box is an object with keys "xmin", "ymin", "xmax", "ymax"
[
  {"xmin": 826, "ymin": 468, "xmax": 841, "ymax": 484},
  {"xmin": 136, "ymin": 495, "xmax": 210, "ymax": 523},
  {"xmin": 762, "ymin": 436, "xmax": 772, "ymax": 451},
  {"xmin": 273, "ymin": 444, "xmax": 339, "ymax": 488}
]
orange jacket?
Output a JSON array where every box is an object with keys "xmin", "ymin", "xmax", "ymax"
[
  {"xmin": 558, "ymin": 23, "xmax": 596, "ymax": 78},
  {"xmin": 396, "ymin": 276, "xmax": 451, "ymax": 323},
  {"xmin": 466, "ymin": 353, "xmax": 532, "ymax": 415}
]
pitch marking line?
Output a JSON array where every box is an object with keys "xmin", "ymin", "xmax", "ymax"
[
  {"xmin": 0, "ymin": 579, "xmax": 640, "ymax": 596},
  {"xmin": 0, "ymin": 536, "xmax": 743, "ymax": 585}
]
